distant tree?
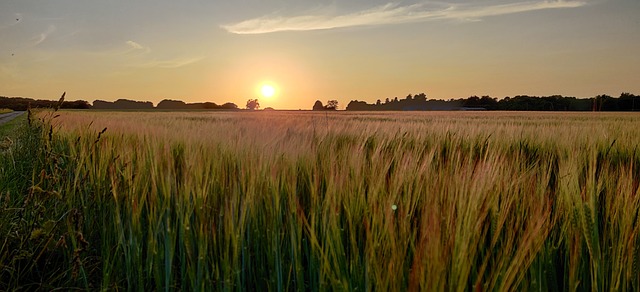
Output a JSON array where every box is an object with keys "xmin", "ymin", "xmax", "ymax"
[
  {"xmin": 414, "ymin": 93, "xmax": 427, "ymax": 101},
  {"xmin": 95, "ymin": 99, "xmax": 154, "ymax": 109},
  {"xmin": 394, "ymin": 97, "xmax": 398, "ymax": 102},
  {"xmin": 376, "ymin": 99, "xmax": 381, "ymax": 105},
  {"xmin": 406, "ymin": 94, "xmax": 413, "ymax": 100},
  {"xmin": 313, "ymin": 100, "xmax": 324, "ymax": 111},
  {"xmin": 325, "ymin": 100, "xmax": 338, "ymax": 110},
  {"xmin": 346, "ymin": 100, "xmax": 371, "ymax": 111},
  {"xmin": 60, "ymin": 100, "xmax": 91, "ymax": 109},
  {"xmin": 479, "ymin": 96, "xmax": 498, "ymax": 110},
  {"xmin": 618, "ymin": 92, "xmax": 638, "ymax": 111},
  {"xmin": 157, "ymin": 99, "xmax": 188, "ymax": 109},
  {"xmin": 597, "ymin": 94, "xmax": 615, "ymax": 111},
  {"xmin": 246, "ymin": 99, "xmax": 260, "ymax": 110},
  {"xmin": 464, "ymin": 96, "xmax": 481, "ymax": 107},
  {"xmin": 385, "ymin": 98, "xmax": 390, "ymax": 104},
  {"xmin": 220, "ymin": 102, "xmax": 238, "ymax": 110},
  {"xmin": 202, "ymin": 102, "xmax": 219, "ymax": 109}
]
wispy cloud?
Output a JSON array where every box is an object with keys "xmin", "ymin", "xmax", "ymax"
[
  {"xmin": 93, "ymin": 41, "xmax": 199, "ymax": 68},
  {"xmin": 32, "ymin": 25, "xmax": 56, "ymax": 45},
  {"xmin": 125, "ymin": 40, "xmax": 151, "ymax": 54},
  {"xmin": 222, "ymin": 0, "xmax": 587, "ymax": 34},
  {"xmin": 133, "ymin": 57, "xmax": 204, "ymax": 69},
  {"xmin": 126, "ymin": 40, "xmax": 144, "ymax": 50}
]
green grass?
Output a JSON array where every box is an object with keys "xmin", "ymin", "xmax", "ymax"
[
  {"xmin": 0, "ymin": 112, "xmax": 24, "ymax": 136},
  {"xmin": 2, "ymin": 110, "xmax": 640, "ymax": 290},
  {"xmin": 0, "ymin": 109, "xmax": 13, "ymax": 114}
]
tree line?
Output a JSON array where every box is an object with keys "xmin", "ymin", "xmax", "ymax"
[
  {"xmin": 2, "ymin": 92, "xmax": 639, "ymax": 112},
  {"xmin": 93, "ymin": 99, "xmax": 238, "ymax": 110},
  {"xmin": 0, "ymin": 96, "xmax": 239, "ymax": 111},
  {"xmin": 345, "ymin": 93, "xmax": 640, "ymax": 111},
  {"xmin": 0, "ymin": 96, "xmax": 91, "ymax": 111}
]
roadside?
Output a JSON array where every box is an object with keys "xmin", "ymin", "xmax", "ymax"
[{"xmin": 0, "ymin": 111, "xmax": 25, "ymax": 126}]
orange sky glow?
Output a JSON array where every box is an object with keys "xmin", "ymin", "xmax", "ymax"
[{"xmin": 1, "ymin": 1, "xmax": 639, "ymax": 109}]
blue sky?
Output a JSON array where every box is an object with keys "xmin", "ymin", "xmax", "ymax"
[{"xmin": 1, "ymin": 0, "xmax": 639, "ymax": 109}]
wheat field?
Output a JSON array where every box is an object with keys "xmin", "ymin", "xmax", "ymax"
[{"xmin": 1, "ymin": 110, "xmax": 640, "ymax": 290}]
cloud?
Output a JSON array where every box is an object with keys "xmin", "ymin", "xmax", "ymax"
[
  {"xmin": 32, "ymin": 25, "xmax": 56, "ymax": 45},
  {"xmin": 222, "ymin": 0, "xmax": 587, "ymax": 34},
  {"xmin": 125, "ymin": 40, "xmax": 151, "ymax": 54},
  {"xmin": 126, "ymin": 40, "xmax": 144, "ymax": 50},
  {"xmin": 106, "ymin": 41, "xmax": 198, "ymax": 68},
  {"xmin": 133, "ymin": 57, "xmax": 204, "ymax": 69}
]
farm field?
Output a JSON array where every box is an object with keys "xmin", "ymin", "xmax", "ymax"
[{"xmin": 2, "ymin": 110, "xmax": 640, "ymax": 290}]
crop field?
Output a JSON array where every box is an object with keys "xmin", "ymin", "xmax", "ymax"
[{"xmin": 1, "ymin": 110, "xmax": 640, "ymax": 290}]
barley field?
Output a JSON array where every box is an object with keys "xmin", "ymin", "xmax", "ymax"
[{"xmin": 1, "ymin": 110, "xmax": 640, "ymax": 290}]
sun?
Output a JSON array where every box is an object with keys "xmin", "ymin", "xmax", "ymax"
[{"xmin": 260, "ymin": 84, "xmax": 276, "ymax": 98}]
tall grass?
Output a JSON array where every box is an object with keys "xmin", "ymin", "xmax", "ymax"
[{"xmin": 2, "ymin": 110, "xmax": 640, "ymax": 290}]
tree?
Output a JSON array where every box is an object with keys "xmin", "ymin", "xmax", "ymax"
[
  {"xmin": 313, "ymin": 100, "xmax": 324, "ymax": 111},
  {"xmin": 220, "ymin": 102, "xmax": 238, "ymax": 110},
  {"xmin": 325, "ymin": 100, "xmax": 338, "ymax": 110},
  {"xmin": 414, "ymin": 93, "xmax": 427, "ymax": 101},
  {"xmin": 465, "ymin": 96, "xmax": 480, "ymax": 107},
  {"xmin": 376, "ymin": 99, "xmax": 381, "ymax": 105},
  {"xmin": 246, "ymin": 99, "xmax": 260, "ymax": 110}
]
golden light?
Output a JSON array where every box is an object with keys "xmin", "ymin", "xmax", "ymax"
[{"xmin": 260, "ymin": 84, "xmax": 276, "ymax": 98}]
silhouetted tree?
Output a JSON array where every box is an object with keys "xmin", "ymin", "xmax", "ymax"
[
  {"xmin": 479, "ymin": 96, "xmax": 498, "ymax": 110},
  {"xmin": 201, "ymin": 102, "xmax": 219, "ymax": 109},
  {"xmin": 220, "ymin": 102, "xmax": 238, "ymax": 110},
  {"xmin": 414, "ymin": 93, "xmax": 427, "ymax": 101},
  {"xmin": 157, "ymin": 99, "xmax": 188, "ymax": 109},
  {"xmin": 325, "ymin": 100, "xmax": 338, "ymax": 110},
  {"xmin": 619, "ymin": 92, "xmax": 639, "ymax": 111},
  {"xmin": 92, "ymin": 99, "xmax": 154, "ymax": 109},
  {"xmin": 597, "ymin": 94, "xmax": 616, "ymax": 111},
  {"xmin": 64, "ymin": 100, "xmax": 91, "ymax": 109},
  {"xmin": 376, "ymin": 99, "xmax": 382, "ymax": 105},
  {"xmin": 246, "ymin": 99, "xmax": 260, "ymax": 110},
  {"xmin": 313, "ymin": 100, "xmax": 324, "ymax": 111},
  {"xmin": 464, "ymin": 96, "xmax": 481, "ymax": 107},
  {"xmin": 346, "ymin": 100, "xmax": 372, "ymax": 111},
  {"xmin": 385, "ymin": 98, "xmax": 390, "ymax": 104}
]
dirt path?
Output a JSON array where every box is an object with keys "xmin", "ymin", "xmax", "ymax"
[{"xmin": 0, "ymin": 111, "xmax": 25, "ymax": 126}]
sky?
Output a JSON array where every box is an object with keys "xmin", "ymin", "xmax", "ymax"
[{"xmin": 1, "ymin": 0, "xmax": 639, "ymax": 110}]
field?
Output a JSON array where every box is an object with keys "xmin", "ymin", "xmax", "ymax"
[
  {"xmin": 1, "ymin": 110, "xmax": 640, "ymax": 290},
  {"xmin": 0, "ymin": 109, "xmax": 13, "ymax": 114}
]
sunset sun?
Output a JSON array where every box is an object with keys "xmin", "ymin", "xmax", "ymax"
[{"xmin": 260, "ymin": 84, "xmax": 276, "ymax": 98}]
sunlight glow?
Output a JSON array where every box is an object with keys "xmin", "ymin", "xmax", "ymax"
[{"xmin": 261, "ymin": 84, "xmax": 276, "ymax": 98}]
